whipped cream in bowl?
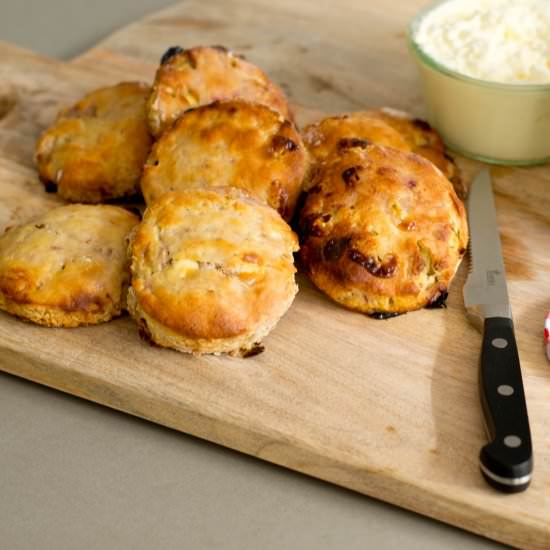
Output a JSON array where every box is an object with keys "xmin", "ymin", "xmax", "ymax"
[{"xmin": 409, "ymin": 0, "xmax": 550, "ymax": 165}]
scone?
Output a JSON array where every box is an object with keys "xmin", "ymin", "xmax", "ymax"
[
  {"xmin": 0, "ymin": 204, "xmax": 139, "ymax": 327},
  {"xmin": 302, "ymin": 109, "xmax": 459, "ymax": 187},
  {"xmin": 147, "ymin": 45, "xmax": 292, "ymax": 137},
  {"xmin": 128, "ymin": 189, "xmax": 299, "ymax": 355},
  {"xmin": 141, "ymin": 100, "xmax": 307, "ymax": 220},
  {"xmin": 299, "ymin": 144, "xmax": 468, "ymax": 317},
  {"xmin": 365, "ymin": 108, "xmax": 459, "ymax": 185},
  {"xmin": 35, "ymin": 82, "xmax": 153, "ymax": 203},
  {"xmin": 302, "ymin": 113, "xmax": 410, "ymax": 167}
]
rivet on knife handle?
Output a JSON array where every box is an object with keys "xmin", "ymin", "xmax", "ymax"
[{"xmin": 478, "ymin": 317, "xmax": 533, "ymax": 492}]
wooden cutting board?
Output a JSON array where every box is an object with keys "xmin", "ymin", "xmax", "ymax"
[{"xmin": 1, "ymin": 1, "xmax": 550, "ymax": 547}]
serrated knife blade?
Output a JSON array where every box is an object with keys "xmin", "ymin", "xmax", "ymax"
[
  {"xmin": 463, "ymin": 168, "xmax": 511, "ymax": 323},
  {"xmin": 464, "ymin": 168, "xmax": 532, "ymax": 493}
]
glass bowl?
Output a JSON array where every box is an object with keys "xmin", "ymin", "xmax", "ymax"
[{"xmin": 408, "ymin": 2, "xmax": 550, "ymax": 166}]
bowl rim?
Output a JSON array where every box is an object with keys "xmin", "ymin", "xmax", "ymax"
[{"xmin": 408, "ymin": 0, "xmax": 550, "ymax": 92}]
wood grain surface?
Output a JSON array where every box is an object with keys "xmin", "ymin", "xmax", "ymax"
[{"xmin": 1, "ymin": 1, "xmax": 550, "ymax": 548}]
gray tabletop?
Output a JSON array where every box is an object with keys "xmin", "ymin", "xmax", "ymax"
[{"xmin": 0, "ymin": 1, "xmax": 504, "ymax": 549}]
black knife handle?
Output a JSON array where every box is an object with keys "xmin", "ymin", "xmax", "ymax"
[{"xmin": 479, "ymin": 317, "xmax": 533, "ymax": 493}]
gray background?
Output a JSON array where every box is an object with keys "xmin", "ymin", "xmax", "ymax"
[{"xmin": 0, "ymin": 1, "xmax": 504, "ymax": 549}]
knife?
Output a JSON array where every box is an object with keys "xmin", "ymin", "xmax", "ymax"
[{"xmin": 463, "ymin": 168, "xmax": 533, "ymax": 493}]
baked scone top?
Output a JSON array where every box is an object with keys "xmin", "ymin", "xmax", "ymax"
[
  {"xmin": 141, "ymin": 100, "xmax": 307, "ymax": 221},
  {"xmin": 302, "ymin": 109, "xmax": 459, "ymax": 188},
  {"xmin": 147, "ymin": 46, "xmax": 292, "ymax": 137},
  {"xmin": 0, "ymin": 204, "xmax": 139, "ymax": 326},
  {"xmin": 302, "ymin": 113, "xmax": 410, "ymax": 166},
  {"xmin": 299, "ymin": 144, "xmax": 468, "ymax": 315},
  {"xmin": 364, "ymin": 108, "xmax": 458, "ymax": 185},
  {"xmin": 129, "ymin": 189, "xmax": 299, "ymax": 342},
  {"xmin": 34, "ymin": 82, "xmax": 152, "ymax": 203}
]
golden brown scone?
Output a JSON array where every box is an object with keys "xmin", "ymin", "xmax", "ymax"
[
  {"xmin": 0, "ymin": 204, "xmax": 139, "ymax": 327},
  {"xmin": 299, "ymin": 144, "xmax": 468, "ymax": 317},
  {"xmin": 302, "ymin": 109, "xmax": 460, "ymax": 190},
  {"xmin": 128, "ymin": 189, "xmax": 299, "ymax": 356},
  {"xmin": 147, "ymin": 45, "xmax": 292, "ymax": 138},
  {"xmin": 365, "ymin": 107, "xmax": 459, "ymax": 186},
  {"xmin": 141, "ymin": 100, "xmax": 307, "ymax": 221},
  {"xmin": 35, "ymin": 82, "xmax": 153, "ymax": 203},
  {"xmin": 302, "ymin": 113, "xmax": 410, "ymax": 167}
]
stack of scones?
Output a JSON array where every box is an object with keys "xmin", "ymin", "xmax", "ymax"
[{"xmin": 0, "ymin": 45, "xmax": 467, "ymax": 357}]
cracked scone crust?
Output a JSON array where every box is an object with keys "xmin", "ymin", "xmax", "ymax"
[
  {"xmin": 302, "ymin": 109, "xmax": 459, "ymax": 189},
  {"xmin": 35, "ymin": 82, "xmax": 153, "ymax": 203},
  {"xmin": 299, "ymin": 144, "xmax": 468, "ymax": 316},
  {"xmin": 128, "ymin": 189, "xmax": 299, "ymax": 355},
  {"xmin": 141, "ymin": 100, "xmax": 307, "ymax": 220},
  {"xmin": 147, "ymin": 45, "xmax": 292, "ymax": 137},
  {"xmin": 0, "ymin": 205, "xmax": 139, "ymax": 327}
]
